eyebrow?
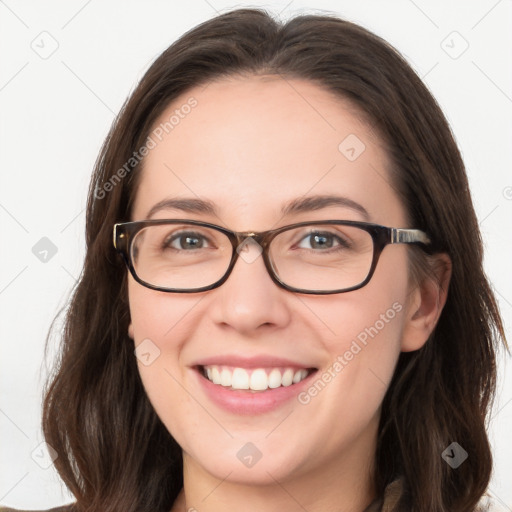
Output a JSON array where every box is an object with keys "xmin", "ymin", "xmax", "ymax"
[
  {"xmin": 146, "ymin": 197, "xmax": 217, "ymax": 219},
  {"xmin": 281, "ymin": 195, "xmax": 369, "ymax": 220},
  {"xmin": 145, "ymin": 194, "xmax": 369, "ymax": 221}
]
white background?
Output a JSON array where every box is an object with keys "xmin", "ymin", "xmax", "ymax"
[{"xmin": 0, "ymin": 0, "xmax": 511, "ymax": 509}]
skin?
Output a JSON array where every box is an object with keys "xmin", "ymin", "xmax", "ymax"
[{"xmin": 127, "ymin": 76, "xmax": 450, "ymax": 512}]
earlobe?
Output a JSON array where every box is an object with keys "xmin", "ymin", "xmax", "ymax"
[
  {"xmin": 401, "ymin": 253, "xmax": 452, "ymax": 352},
  {"xmin": 128, "ymin": 322, "xmax": 134, "ymax": 340}
]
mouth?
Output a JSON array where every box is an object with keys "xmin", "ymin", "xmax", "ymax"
[{"xmin": 197, "ymin": 364, "xmax": 317, "ymax": 393}]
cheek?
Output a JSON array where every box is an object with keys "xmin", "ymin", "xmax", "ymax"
[
  {"xmin": 292, "ymin": 293, "xmax": 406, "ymax": 463},
  {"xmin": 303, "ymin": 247, "xmax": 408, "ymax": 358},
  {"xmin": 300, "ymin": 291, "xmax": 405, "ymax": 402},
  {"xmin": 298, "ymin": 250, "xmax": 409, "ymax": 411},
  {"xmin": 128, "ymin": 275, "xmax": 203, "ymax": 343},
  {"xmin": 127, "ymin": 279, "xmax": 202, "ymax": 418}
]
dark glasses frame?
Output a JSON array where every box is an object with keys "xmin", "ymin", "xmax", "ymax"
[{"xmin": 113, "ymin": 219, "xmax": 432, "ymax": 295}]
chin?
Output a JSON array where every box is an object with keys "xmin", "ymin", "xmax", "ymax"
[{"xmin": 184, "ymin": 440, "xmax": 308, "ymax": 486}]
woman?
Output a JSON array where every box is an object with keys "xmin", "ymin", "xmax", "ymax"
[{"xmin": 2, "ymin": 7, "xmax": 505, "ymax": 512}]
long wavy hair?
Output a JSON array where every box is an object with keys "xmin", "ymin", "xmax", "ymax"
[{"xmin": 42, "ymin": 8, "xmax": 506, "ymax": 512}]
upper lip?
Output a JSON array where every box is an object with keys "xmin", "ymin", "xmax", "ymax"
[{"xmin": 192, "ymin": 354, "xmax": 317, "ymax": 370}]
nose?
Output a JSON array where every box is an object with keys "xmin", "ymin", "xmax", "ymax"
[{"xmin": 207, "ymin": 239, "xmax": 292, "ymax": 334}]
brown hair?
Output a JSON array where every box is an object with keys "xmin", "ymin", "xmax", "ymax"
[{"xmin": 43, "ymin": 8, "xmax": 506, "ymax": 511}]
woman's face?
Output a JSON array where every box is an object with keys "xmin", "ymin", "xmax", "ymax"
[{"xmin": 128, "ymin": 76, "xmax": 419, "ymax": 487}]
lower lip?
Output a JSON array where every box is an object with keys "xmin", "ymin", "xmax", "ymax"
[{"xmin": 193, "ymin": 368, "xmax": 317, "ymax": 415}]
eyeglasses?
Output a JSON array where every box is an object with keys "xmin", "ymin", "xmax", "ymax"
[{"xmin": 113, "ymin": 219, "xmax": 431, "ymax": 295}]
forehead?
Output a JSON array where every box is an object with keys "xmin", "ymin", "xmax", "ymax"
[{"xmin": 132, "ymin": 75, "xmax": 405, "ymax": 228}]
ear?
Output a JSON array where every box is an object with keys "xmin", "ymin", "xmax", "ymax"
[
  {"xmin": 128, "ymin": 322, "xmax": 134, "ymax": 340},
  {"xmin": 401, "ymin": 253, "xmax": 452, "ymax": 352}
]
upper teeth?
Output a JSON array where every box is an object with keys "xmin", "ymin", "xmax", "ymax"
[{"xmin": 203, "ymin": 365, "xmax": 310, "ymax": 391}]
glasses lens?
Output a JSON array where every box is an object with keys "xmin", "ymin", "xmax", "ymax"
[
  {"xmin": 128, "ymin": 222, "xmax": 375, "ymax": 292},
  {"xmin": 131, "ymin": 223, "xmax": 232, "ymax": 290},
  {"xmin": 269, "ymin": 224, "xmax": 374, "ymax": 292}
]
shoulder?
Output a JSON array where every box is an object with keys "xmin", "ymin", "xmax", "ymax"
[{"xmin": 0, "ymin": 506, "xmax": 75, "ymax": 512}]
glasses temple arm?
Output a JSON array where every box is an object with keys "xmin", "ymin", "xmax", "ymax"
[{"xmin": 391, "ymin": 228, "xmax": 431, "ymax": 245}]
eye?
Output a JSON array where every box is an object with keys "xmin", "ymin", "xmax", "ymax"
[
  {"xmin": 296, "ymin": 231, "xmax": 350, "ymax": 251},
  {"xmin": 164, "ymin": 231, "xmax": 211, "ymax": 251}
]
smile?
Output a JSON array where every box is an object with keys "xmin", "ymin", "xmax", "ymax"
[
  {"xmin": 200, "ymin": 365, "xmax": 314, "ymax": 392},
  {"xmin": 192, "ymin": 356, "xmax": 319, "ymax": 414}
]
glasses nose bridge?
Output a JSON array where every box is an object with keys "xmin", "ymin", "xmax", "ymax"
[
  {"xmin": 232, "ymin": 229, "xmax": 273, "ymax": 254},
  {"xmin": 228, "ymin": 230, "xmax": 273, "ymax": 271}
]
